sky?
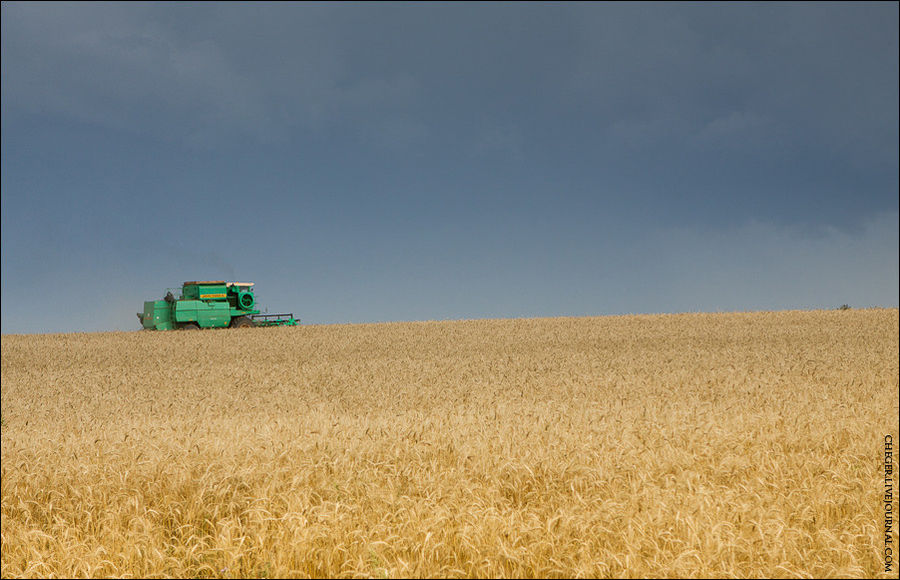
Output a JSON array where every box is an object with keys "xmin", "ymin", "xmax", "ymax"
[{"xmin": 2, "ymin": 2, "xmax": 898, "ymax": 334}]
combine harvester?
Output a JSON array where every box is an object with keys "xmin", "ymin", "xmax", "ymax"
[{"xmin": 137, "ymin": 280, "xmax": 300, "ymax": 330}]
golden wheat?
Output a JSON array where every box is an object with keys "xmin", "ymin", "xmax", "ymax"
[{"xmin": 2, "ymin": 309, "xmax": 898, "ymax": 578}]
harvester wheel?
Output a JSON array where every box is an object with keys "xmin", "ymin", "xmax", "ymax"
[
  {"xmin": 231, "ymin": 316, "xmax": 256, "ymax": 329},
  {"xmin": 180, "ymin": 322, "xmax": 200, "ymax": 330}
]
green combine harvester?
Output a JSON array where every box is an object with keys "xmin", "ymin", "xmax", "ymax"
[{"xmin": 138, "ymin": 280, "xmax": 300, "ymax": 330}]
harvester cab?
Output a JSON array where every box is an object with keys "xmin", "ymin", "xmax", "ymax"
[
  {"xmin": 228, "ymin": 282, "xmax": 256, "ymax": 310},
  {"xmin": 137, "ymin": 281, "xmax": 300, "ymax": 330}
]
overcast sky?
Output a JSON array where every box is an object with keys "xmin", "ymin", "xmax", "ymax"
[{"xmin": 2, "ymin": 2, "xmax": 898, "ymax": 334}]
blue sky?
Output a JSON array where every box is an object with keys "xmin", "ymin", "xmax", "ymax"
[{"xmin": 2, "ymin": 2, "xmax": 898, "ymax": 334}]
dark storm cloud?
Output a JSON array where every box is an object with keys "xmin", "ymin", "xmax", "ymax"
[
  {"xmin": 2, "ymin": 4, "xmax": 895, "ymax": 150},
  {"xmin": 3, "ymin": 2, "xmax": 896, "ymax": 229}
]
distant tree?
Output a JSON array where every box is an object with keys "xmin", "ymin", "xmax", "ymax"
[{"xmin": 838, "ymin": 304, "xmax": 851, "ymax": 310}]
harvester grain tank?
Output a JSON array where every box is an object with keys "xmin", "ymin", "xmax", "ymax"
[{"xmin": 137, "ymin": 281, "xmax": 300, "ymax": 330}]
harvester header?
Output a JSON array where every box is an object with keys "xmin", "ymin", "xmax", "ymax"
[{"xmin": 137, "ymin": 280, "xmax": 299, "ymax": 330}]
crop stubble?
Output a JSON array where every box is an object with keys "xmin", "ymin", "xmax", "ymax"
[{"xmin": 1, "ymin": 309, "xmax": 898, "ymax": 578}]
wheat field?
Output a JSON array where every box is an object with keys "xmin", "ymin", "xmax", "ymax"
[{"xmin": 1, "ymin": 309, "xmax": 897, "ymax": 578}]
